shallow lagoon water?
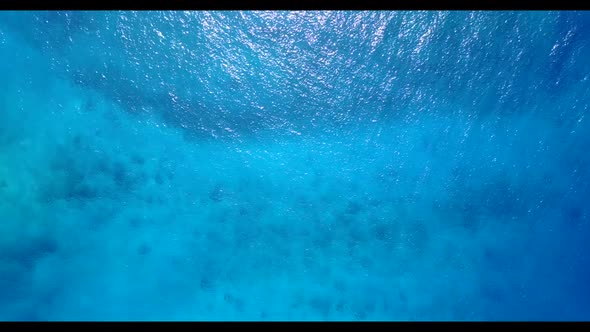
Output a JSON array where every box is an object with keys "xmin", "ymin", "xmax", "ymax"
[{"xmin": 0, "ymin": 11, "xmax": 589, "ymax": 320}]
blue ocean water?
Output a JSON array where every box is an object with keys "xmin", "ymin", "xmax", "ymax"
[{"xmin": 0, "ymin": 10, "xmax": 589, "ymax": 321}]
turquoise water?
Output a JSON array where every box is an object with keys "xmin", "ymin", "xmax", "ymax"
[{"xmin": 0, "ymin": 11, "xmax": 589, "ymax": 321}]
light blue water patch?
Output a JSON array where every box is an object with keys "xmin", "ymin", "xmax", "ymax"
[{"xmin": 0, "ymin": 11, "xmax": 589, "ymax": 321}]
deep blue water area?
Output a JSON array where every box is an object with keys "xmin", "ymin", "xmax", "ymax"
[{"xmin": 0, "ymin": 11, "xmax": 589, "ymax": 320}]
